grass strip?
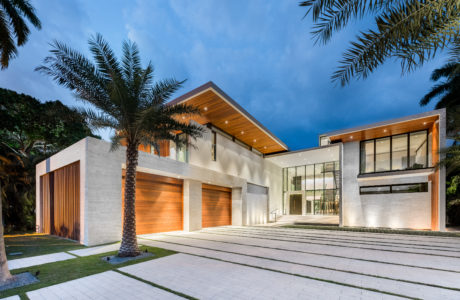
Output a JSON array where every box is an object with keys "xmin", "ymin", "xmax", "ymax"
[
  {"xmin": 5, "ymin": 234, "xmax": 85, "ymax": 260},
  {"xmin": 115, "ymin": 270, "xmax": 197, "ymax": 300},
  {"xmin": 139, "ymin": 237, "xmax": 418, "ymax": 299},
  {"xmin": 0, "ymin": 245, "xmax": 175, "ymax": 299}
]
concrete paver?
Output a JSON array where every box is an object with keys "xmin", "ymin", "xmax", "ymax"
[
  {"xmin": 8, "ymin": 252, "xmax": 75, "ymax": 270},
  {"xmin": 26, "ymin": 271, "xmax": 183, "ymax": 300}
]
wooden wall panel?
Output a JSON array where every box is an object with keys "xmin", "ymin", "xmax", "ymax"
[
  {"xmin": 122, "ymin": 171, "xmax": 183, "ymax": 235},
  {"xmin": 202, "ymin": 184, "xmax": 232, "ymax": 228},
  {"xmin": 53, "ymin": 161, "xmax": 80, "ymax": 240},
  {"xmin": 430, "ymin": 122, "xmax": 440, "ymax": 230},
  {"xmin": 39, "ymin": 173, "xmax": 52, "ymax": 234}
]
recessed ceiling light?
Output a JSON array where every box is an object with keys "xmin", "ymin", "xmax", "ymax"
[
  {"xmin": 253, "ymin": 139, "xmax": 256, "ymax": 143},
  {"xmin": 264, "ymin": 146, "xmax": 267, "ymax": 149},
  {"xmin": 383, "ymin": 129, "xmax": 387, "ymax": 133},
  {"xmin": 350, "ymin": 136, "xmax": 353, "ymax": 139},
  {"xmin": 225, "ymin": 120, "xmax": 228, "ymax": 124},
  {"xmin": 241, "ymin": 131, "xmax": 244, "ymax": 134},
  {"xmin": 182, "ymin": 116, "xmax": 185, "ymax": 120},
  {"xmin": 423, "ymin": 122, "xmax": 427, "ymax": 125},
  {"xmin": 203, "ymin": 106, "xmax": 208, "ymax": 111}
]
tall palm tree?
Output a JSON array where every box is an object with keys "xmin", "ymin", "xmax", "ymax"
[
  {"xmin": 300, "ymin": 0, "xmax": 460, "ymax": 85},
  {"xmin": 37, "ymin": 34, "xmax": 203, "ymax": 257},
  {"xmin": 420, "ymin": 42, "xmax": 460, "ymax": 136},
  {"xmin": 0, "ymin": 0, "xmax": 41, "ymax": 69}
]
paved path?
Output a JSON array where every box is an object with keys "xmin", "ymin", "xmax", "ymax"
[
  {"xmin": 68, "ymin": 243, "xmax": 120, "ymax": 257},
  {"xmin": 120, "ymin": 253, "xmax": 397, "ymax": 299},
  {"xmin": 138, "ymin": 226, "xmax": 460, "ymax": 300},
  {"xmin": 26, "ymin": 271, "xmax": 182, "ymax": 300},
  {"xmin": 8, "ymin": 253, "xmax": 75, "ymax": 270}
]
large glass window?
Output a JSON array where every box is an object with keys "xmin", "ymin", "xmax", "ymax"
[
  {"xmin": 283, "ymin": 160, "xmax": 340, "ymax": 216},
  {"xmin": 360, "ymin": 182, "xmax": 428, "ymax": 194},
  {"xmin": 360, "ymin": 140, "xmax": 374, "ymax": 173},
  {"xmin": 375, "ymin": 137, "xmax": 390, "ymax": 172},
  {"xmin": 314, "ymin": 164, "xmax": 324, "ymax": 190},
  {"xmin": 360, "ymin": 130, "xmax": 428, "ymax": 174},
  {"xmin": 410, "ymin": 131, "xmax": 427, "ymax": 168},
  {"xmin": 392, "ymin": 134, "xmax": 407, "ymax": 170},
  {"xmin": 305, "ymin": 165, "xmax": 314, "ymax": 190}
]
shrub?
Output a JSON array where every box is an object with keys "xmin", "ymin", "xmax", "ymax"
[{"xmin": 447, "ymin": 199, "xmax": 460, "ymax": 226}]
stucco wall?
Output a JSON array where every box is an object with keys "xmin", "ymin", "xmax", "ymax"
[{"xmin": 342, "ymin": 141, "xmax": 432, "ymax": 229}]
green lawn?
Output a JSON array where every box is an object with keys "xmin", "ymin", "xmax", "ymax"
[
  {"xmin": 1, "ymin": 245, "xmax": 176, "ymax": 299},
  {"xmin": 5, "ymin": 234, "xmax": 85, "ymax": 260},
  {"xmin": 282, "ymin": 224, "xmax": 460, "ymax": 237}
]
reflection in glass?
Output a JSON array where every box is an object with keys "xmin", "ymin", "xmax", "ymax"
[
  {"xmin": 410, "ymin": 131, "xmax": 427, "ymax": 168},
  {"xmin": 305, "ymin": 165, "xmax": 314, "ymax": 190},
  {"xmin": 360, "ymin": 140, "xmax": 374, "ymax": 173},
  {"xmin": 392, "ymin": 134, "xmax": 407, "ymax": 170},
  {"xmin": 315, "ymin": 164, "xmax": 324, "ymax": 190},
  {"xmin": 375, "ymin": 137, "xmax": 390, "ymax": 172}
]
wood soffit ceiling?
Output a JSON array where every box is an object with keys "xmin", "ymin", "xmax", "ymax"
[
  {"xmin": 327, "ymin": 115, "xmax": 439, "ymax": 143},
  {"xmin": 170, "ymin": 83, "xmax": 288, "ymax": 154}
]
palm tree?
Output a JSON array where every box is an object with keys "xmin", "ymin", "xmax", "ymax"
[
  {"xmin": 299, "ymin": 0, "xmax": 460, "ymax": 85},
  {"xmin": 420, "ymin": 41, "xmax": 460, "ymax": 136},
  {"xmin": 36, "ymin": 34, "xmax": 203, "ymax": 257},
  {"xmin": 0, "ymin": 0, "xmax": 41, "ymax": 69}
]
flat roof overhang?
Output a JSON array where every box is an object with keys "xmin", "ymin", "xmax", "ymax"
[
  {"xmin": 168, "ymin": 81, "xmax": 288, "ymax": 154},
  {"xmin": 265, "ymin": 144, "xmax": 340, "ymax": 168},
  {"xmin": 321, "ymin": 109, "xmax": 445, "ymax": 143}
]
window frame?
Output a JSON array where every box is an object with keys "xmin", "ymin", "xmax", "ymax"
[
  {"xmin": 359, "ymin": 182, "xmax": 428, "ymax": 195},
  {"xmin": 211, "ymin": 130, "xmax": 217, "ymax": 161},
  {"xmin": 359, "ymin": 129, "xmax": 429, "ymax": 175}
]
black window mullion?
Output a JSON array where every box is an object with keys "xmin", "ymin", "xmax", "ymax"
[
  {"xmin": 373, "ymin": 139, "xmax": 376, "ymax": 173},
  {"xmin": 390, "ymin": 136, "xmax": 393, "ymax": 171}
]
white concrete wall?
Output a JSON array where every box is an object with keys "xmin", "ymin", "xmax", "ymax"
[
  {"xmin": 36, "ymin": 139, "xmax": 87, "ymax": 244},
  {"xmin": 183, "ymin": 179, "xmax": 202, "ymax": 231},
  {"xmin": 342, "ymin": 141, "xmax": 432, "ymax": 229}
]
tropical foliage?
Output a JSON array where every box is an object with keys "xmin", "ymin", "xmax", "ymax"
[
  {"xmin": 300, "ymin": 0, "xmax": 460, "ymax": 85},
  {"xmin": 0, "ymin": 88, "xmax": 95, "ymax": 232},
  {"xmin": 420, "ymin": 42, "xmax": 460, "ymax": 137},
  {"xmin": 0, "ymin": 0, "xmax": 41, "ymax": 69},
  {"xmin": 37, "ymin": 34, "xmax": 203, "ymax": 257}
]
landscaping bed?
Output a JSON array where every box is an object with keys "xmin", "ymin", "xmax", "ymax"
[
  {"xmin": 282, "ymin": 224, "xmax": 460, "ymax": 237},
  {"xmin": 5, "ymin": 234, "xmax": 85, "ymax": 260}
]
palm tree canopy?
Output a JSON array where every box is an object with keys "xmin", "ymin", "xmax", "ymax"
[
  {"xmin": 36, "ymin": 33, "xmax": 203, "ymax": 152},
  {"xmin": 0, "ymin": 0, "xmax": 41, "ymax": 69},
  {"xmin": 419, "ymin": 42, "xmax": 460, "ymax": 136},
  {"xmin": 300, "ymin": 0, "xmax": 460, "ymax": 85}
]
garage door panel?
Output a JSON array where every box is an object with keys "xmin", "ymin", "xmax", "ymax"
[
  {"xmin": 122, "ymin": 171, "xmax": 183, "ymax": 235},
  {"xmin": 202, "ymin": 184, "xmax": 231, "ymax": 228}
]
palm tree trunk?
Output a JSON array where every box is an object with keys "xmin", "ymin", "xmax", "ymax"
[
  {"xmin": 0, "ymin": 182, "xmax": 13, "ymax": 282},
  {"xmin": 118, "ymin": 143, "xmax": 141, "ymax": 257}
]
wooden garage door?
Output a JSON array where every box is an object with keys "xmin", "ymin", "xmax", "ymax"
[
  {"xmin": 202, "ymin": 184, "xmax": 232, "ymax": 228},
  {"xmin": 122, "ymin": 171, "xmax": 183, "ymax": 235}
]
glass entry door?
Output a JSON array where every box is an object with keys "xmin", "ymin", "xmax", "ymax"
[{"xmin": 289, "ymin": 194, "xmax": 302, "ymax": 215}]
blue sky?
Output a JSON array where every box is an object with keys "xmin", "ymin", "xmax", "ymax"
[{"xmin": 0, "ymin": 0, "xmax": 445, "ymax": 150}]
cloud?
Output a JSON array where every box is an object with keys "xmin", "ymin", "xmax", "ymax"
[{"xmin": 0, "ymin": 0, "xmax": 445, "ymax": 149}]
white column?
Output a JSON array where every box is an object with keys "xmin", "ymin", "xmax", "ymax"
[
  {"xmin": 183, "ymin": 179, "xmax": 202, "ymax": 232},
  {"xmin": 232, "ymin": 183, "xmax": 247, "ymax": 226}
]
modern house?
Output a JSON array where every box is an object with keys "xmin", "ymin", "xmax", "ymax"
[{"xmin": 36, "ymin": 82, "xmax": 446, "ymax": 246}]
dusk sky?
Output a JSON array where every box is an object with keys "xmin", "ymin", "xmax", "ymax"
[{"xmin": 0, "ymin": 0, "xmax": 446, "ymax": 150}]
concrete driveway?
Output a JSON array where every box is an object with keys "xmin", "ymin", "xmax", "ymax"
[{"xmin": 134, "ymin": 226, "xmax": 460, "ymax": 300}]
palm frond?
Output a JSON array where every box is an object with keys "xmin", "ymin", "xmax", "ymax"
[
  {"xmin": 419, "ymin": 82, "xmax": 450, "ymax": 106},
  {"xmin": 0, "ymin": 9, "xmax": 17, "ymax": 68},
  {"xmin": 332, "ymin": 0, "xmax": 459, "ymax": 85},
  {"xmin": 0, "ymin": 0, "xmax": 29, "ymax": 45},
  {"xmin": 11, "ymin": 0, "xmax": 41, "ymax": 29},
  {"xmin": 88, "ymin": 33, "xmax": 122, "ymax": 80}
]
